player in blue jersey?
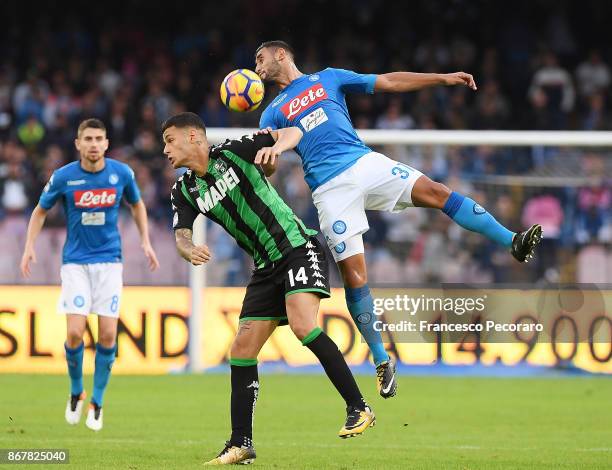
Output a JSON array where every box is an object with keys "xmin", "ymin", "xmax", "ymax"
[
  {"xmin": 255, "ymin": 41, "xmax": 542, "ymax": 398},
  {"xmin": 20, "ymin": 118, "xmax": 160, "ymax": 431}
]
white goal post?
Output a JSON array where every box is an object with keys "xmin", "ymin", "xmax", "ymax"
[
  {"xmin": 187, "ymin": 129, "xmax": 612, "ymax": 372},
  {"xmin": 206, "ymin": 128, "xmax": 612, "ymax": 146}
]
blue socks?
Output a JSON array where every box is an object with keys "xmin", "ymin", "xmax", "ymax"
[
  {"xmin": 65, "ymin": 341, "xmax": 116, "ymax": 407},
  {"xmin": 92, "ymin": 343, "xmax": 117, "ymax": 407},
  {"xmin": 64, "ymin": 342, "xmax": 84, "ymax": 396},
  {"xmin": 345, "ymin": 285, "xmax": 389, "ymax": 366},
  {"xmin": 442, "ymin": 192, "xmax": 514, "ymax": 247}
]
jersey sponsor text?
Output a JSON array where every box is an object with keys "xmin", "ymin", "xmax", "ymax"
[
  {"xmin": 281, "ymin": 84, "xmax": 328, "ymax": 119},
  {"xmin": 74, "ymin": 188, "xmax": 117, "ymax": 208},
  {"xmin": 196, "ymin": 167, "xmax": 240, "ymax": 213}
]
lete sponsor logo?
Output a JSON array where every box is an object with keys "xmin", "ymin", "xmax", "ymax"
[
  {"xmin": 74, "ymin": 188, "xmax": 117, "ymax": 208},
  {"xmin": 281, "ymin": 84, "xmax": 328, "ymax": 119}
]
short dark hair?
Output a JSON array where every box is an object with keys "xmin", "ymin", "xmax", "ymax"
[
  {"xmin": 161, "ymin": 112, "xmax": 206, "ymax": 135},
  {"xmin": 255, "ymin": 40, "xmax": 295, "ymax": 59},
  {"xmin": 77, "ymin": 118, "xmax": 106, "ymax": 137}
]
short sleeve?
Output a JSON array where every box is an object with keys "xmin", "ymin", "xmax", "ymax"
[
  {"xmin": 259, "ymin": 108, "xmax": 278, "ymax": 130},
  {"xmin": 214, "ymin": 133, "xmax": 276, "ymax": 163},
  {"xmin": 331, "ymin": 68, "xmax": 376, "ymax": 94},
  {"xmin": 39, "ymin": 171, "xmax": 63, "ymax": 210},
  {"xmin": 171, "ymin": 180, "xmax": 198, "ymax": 230},
  {"xmin": 122, "ymin": 164, "xmax": 141, "ymax": 204}
]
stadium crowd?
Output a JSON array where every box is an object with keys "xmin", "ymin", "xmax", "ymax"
[{"xmin": 0, "ymin": 1, "xmax": 610, "ymax": 285}]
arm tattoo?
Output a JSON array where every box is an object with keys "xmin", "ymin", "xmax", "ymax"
[{"xmin": 175, "ymin": 228, "xmax": 194, "ymax": 262}]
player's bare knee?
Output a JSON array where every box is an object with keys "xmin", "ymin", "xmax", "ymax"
[
  {"xmin": 285, "ymin": 294, "xmax": 318, "ymax": 340},
  {"xmin": 340, "ymin": 263, "xmax": 367, "ymax": 287},
  {"xmin": 413, "ymin": 177, "xmax": 451, "ymax": 209},
  {"xmin": 289, "ymin": 320, "xmax": 313, "ymax": 341},
  {"xmin": 98, "ymin": 331, "xmax": 116, "ymax": 348},
  {"xmin": 230, "ymin": 341, "xmax": 245, "ymax": 359},
  {"xmin": 433, "ymin": 183, "xmax": 452, "ymax": 206},
  {"xmin": 230, "ymin": 333, "xmax": 246, "ymax": 356},
  {"xmin": 230, "ymin": 337, "xmax": 256, "ymax": 359},
  {"xmin": 66, "ymin": 329, "xmax": 84, "ymax": 348},
  {"xmin": 423, "ymin": 182, "xmax": 451, "ymax": 209},
  {"xmin": 66, "ymin": 322, "xmax": 85, "ymax": 347}
]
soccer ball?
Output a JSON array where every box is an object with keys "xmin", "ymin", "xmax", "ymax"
[{"xmin": 220, "ymin": 69, "xmax": 265, "ymax": 112}]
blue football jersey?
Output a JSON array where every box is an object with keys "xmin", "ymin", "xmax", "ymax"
[
  {"xmin": 259, "ymin": 68, "xmax": 376, "ymax": 191},
  {"xmin": 39, "ymin": 159, "xmax": 141, "ymax": 264}
]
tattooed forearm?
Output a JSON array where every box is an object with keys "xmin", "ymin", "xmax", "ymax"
[{"xmin": 175, "ymin": 228, "xmax": 194, "ymax": 262}]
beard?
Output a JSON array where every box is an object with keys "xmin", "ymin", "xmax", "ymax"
[{"xmin": 262, "ymin": 62, "xmax": 282, "ymax": 82}]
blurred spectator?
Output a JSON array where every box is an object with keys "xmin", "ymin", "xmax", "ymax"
[
  {"xmin": 526, "ymin": 88, "xmax": 556, "ymax": 130},
  {"xmin": 449, "ymin": 35, "xmax": 476, "ymax": 70},
  {"xmin": 411, "ymin": 89, "xmax": 438, "ymax": 126},
  {"xmin": 0, "ymin": 161, "xmax": 33, "ymax": 216},
  {"xmin": 575, "ymin": 50, "xmax": 611, "ymax": 98},
  {"xmin": 473, "ymin": 81, "xmax": 510, "ymax": 129},
  {"xmin": 545, "ymin": 6, "xmax": 577, "ymax": 58},
  {"xmin": 142, "ymin": 80, "xmax": 174, "ymax": 128},
  {"xmin": 461, "ymin": 145, "xmax": 500, "ymax": 177},
  {"xmin": 133, "ymin": 128, "xmax": 164, "ymax": 175},
  {"xmin": 414, "ymin": 29, "xmax": 450, "ymax": 69},
  {"xmin": 573, "ymin": 152, "xmax": 612, "ymax": 245},
  {"xmin": 479, "ymin": 48, "xmax": 500, "ymax": 83},
  {"xmin": 375, "ymin": 97, "xmax": 415, "ymax": 162},
  {"xmin": 441, "ymin": 88, "xmax": 472, "ymax": 130},
  {"xmin": 528, "ymin": 52, "xmax": 575, "ymax": 129},
  {"xmin": 522, "ymin": 191, "xmax": 565, "ymax": 278},
  {"xmin": 17, "ymin": 116, "xmax": 45, "ymax": 150},
  {"xmin": 522, "ymin": 192, "xmax": 564, "ymax": 239},
  {"xmin": 43, "ymin": 71, "xmax": 80, "ymax": 129},
  {"xmin": 581, "ymin": 93, "xmax": 611, "ymax": 130},
  {"xmin": 97, "ymin": 58, "xmax": 123, "ymax": 98},
  {"xmin": 375, "ymin": 98, "xmax": 414, "ymax": 130},
  {"xmin": 575, "ymin": 185, "xmax": 611, "ymax": 244},
  {"xmin": 200, "ymin": 94, "xmax": 231, "ymax": 127},
  {"xmin": 13, "ymin": 72, "xmax": 49, "ymax": 124},
  {"xmin": 108, "ymin": 94, "xmax": 136, "ymax": 145}
]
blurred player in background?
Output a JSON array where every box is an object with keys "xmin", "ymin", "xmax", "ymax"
[
  {"xmin": 20, "ymin": 118, "xmax": 159, "ymax": 431},
  {"xmin": 255, "ymin": 40, "xmax": 543, "ymax": 398},
  {"xmin": 162, "ymin": 112, "xmax": 375, "ymax": 465}
]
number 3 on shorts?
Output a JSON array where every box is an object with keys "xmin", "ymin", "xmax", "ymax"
[
  {"xmin": 288, "ymin": 267, "xmax": 308, "ymax": 287},
  {"xmin": 391, "ymin": 163, "xmax": 410, "ymax": 179}
]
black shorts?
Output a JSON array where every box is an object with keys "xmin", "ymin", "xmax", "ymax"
[{"xmin": 240, "ymin": 236, "xmax": 331, "ymax": 326}]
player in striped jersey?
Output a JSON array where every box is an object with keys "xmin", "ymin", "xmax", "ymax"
[{"xmin": 162, "ymin": 112, "xmax": 375, "ymax": 465}]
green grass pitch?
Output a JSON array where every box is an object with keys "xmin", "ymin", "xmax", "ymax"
[{"xmin": 2, "ymin": 374, "xmax": 611, "ymax": 469}]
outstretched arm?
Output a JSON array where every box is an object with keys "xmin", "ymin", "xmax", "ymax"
[
  {"xmin": 129, "ymin": 200, "xmax": 160, "ymax": 271},
  {"xmin": 20, "ymin": 204, "xmax": 47, "ymax": 278},
  {"xmin": 375, "ymin": 71, "xmax": 477, "ymax": 93},
  {"xmin": 254, "ymin": 127, "xmax": 303, "ymax": 177}
]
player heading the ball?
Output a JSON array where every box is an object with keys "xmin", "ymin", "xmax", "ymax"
[{"xmin": 255, "ymin": 40, "xmax": 543, "ymax": 398}]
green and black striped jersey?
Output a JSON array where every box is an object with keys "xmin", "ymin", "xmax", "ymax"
[{"xmin": 171, "ymin": 133, "xmax": 317, "ymax": 269}]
